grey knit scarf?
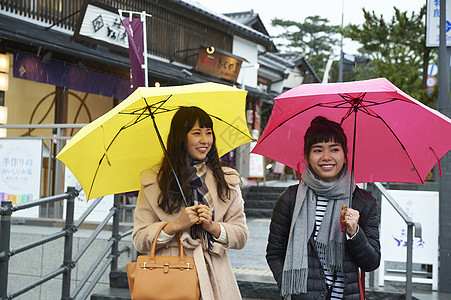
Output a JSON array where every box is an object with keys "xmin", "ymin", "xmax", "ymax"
[{"xmin": 281, "ymin": 166, "xmax": 355, "ymax": 299}]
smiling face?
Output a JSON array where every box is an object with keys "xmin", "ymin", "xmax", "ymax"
[
  {"xmin": 308, "ymin": 140, "xmax": 346, "ymax": 182},
  {"xmin": 186, "ymin": 120, "xmax": 213, "ymax": 161}
]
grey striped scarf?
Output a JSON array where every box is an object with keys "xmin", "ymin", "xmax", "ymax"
[{"xmin": 281, "ymin": 166, "xmax": 355, "ymax": 299}]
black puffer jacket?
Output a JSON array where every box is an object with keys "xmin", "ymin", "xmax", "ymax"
[{"xmin": 266, "ymin": 185, "xmax": 380, "ymax": 300}]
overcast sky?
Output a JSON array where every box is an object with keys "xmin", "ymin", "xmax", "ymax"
[{"xmin": 189, "ymin": 0, "xmax": 427, "ymax": 54}]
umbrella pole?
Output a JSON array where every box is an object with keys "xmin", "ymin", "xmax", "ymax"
[
  {"xmin": 349, "ymin": 108, "xmax": 357, "ymax": 208},
  {"xmin": 150, "ymin": 114, "xmax": 189, "ymax": 207}
]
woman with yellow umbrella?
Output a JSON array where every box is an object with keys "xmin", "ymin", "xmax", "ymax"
[{"xmin": 132, "ymin": 106, "xmax": 249, "ymax": 299}]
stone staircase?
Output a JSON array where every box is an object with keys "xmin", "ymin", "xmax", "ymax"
[
  {"xmin": 90, "ymin": 184, "xmax": 426, "ymax": 300},
  {"xmin": 242, "ymin": 185, "xmax": 287, "ymax": 218},
  {"xmin": 90, "ymin": 268, "xmax": 422, "ymax": 300},
  {"xmin": 90, "ymin": 268, "xmax": 281, "ymax": 300}
]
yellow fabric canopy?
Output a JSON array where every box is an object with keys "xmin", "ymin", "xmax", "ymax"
[{"xmin": 57, "ymin": 82, "xmax": 253, "ymax": 199}]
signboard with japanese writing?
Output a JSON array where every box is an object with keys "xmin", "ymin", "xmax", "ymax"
[
  {"xmin": 248, "ymin": 141, "xmax": 264, "ymax": 178},
  {"xmin": 426, "ymin": 0, "xmax": 451, "ymax": 47},
  {"xmin": 74, "ymin": 2, "xmax": 128, "ymax": 50},
  {"xmin": 379, "ymin": 190, "xmax": 438, "ymax": 289},
  {"xmin": 0, "ymin": 139, "xmax": 42, "ymax": 218},
  {"xmin": 196, "ymin": 48, "xmax": 243, "ymax": 82},
  {"xmin": 63, "ymin": 167, "xmax": 114, "ymax": 223}
]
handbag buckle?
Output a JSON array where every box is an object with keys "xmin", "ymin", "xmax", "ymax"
[
  {"xmin": 186, "ymin": 263, "xmax": 190, "ymax": 270},
  {"xmin": 164, "ymin": 263, "xmax": 170, "ymax": 273},
  {"xmin": 143, "ymin": 262, "xmax": 147, "ymax": 270}
]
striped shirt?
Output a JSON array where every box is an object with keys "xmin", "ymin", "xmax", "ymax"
[{"xmin": 315, "ymin": 196, "xmax": 345, "ymax": 299}]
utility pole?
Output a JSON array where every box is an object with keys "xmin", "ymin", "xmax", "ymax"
[
  {"xmin": 438, "ymin": 0, "xmax": 451, "ymax": 293},
  {"xmin": 338, "ymin": 0, "xmax": 344, "ymax": 82}
]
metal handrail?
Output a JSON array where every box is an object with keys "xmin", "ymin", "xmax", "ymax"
[
  {"xmin": 372, "ymin": 182, "xmax": 422, "ymax": 300},
  {"xmin": 0, "ymin": 187, "xmax": 134, "ymax": 300}
]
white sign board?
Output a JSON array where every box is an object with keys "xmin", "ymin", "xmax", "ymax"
[
  {"xmin": 248, "ymin": 141, "xmax": 264, "ymax": 178},
  {"xmin": 426, "ymin": 0, "xmax": 451, "ymax": 47},
  {"xmin": 379, "ymin": 190, "xmax": 439, "ymax": 289},
  {"xmin": 63, "ymin": 167, "xmax": 114, "ymax": 223},
  {"xmin": 0, "ymin": 139, "xmax": 42, "ymax": 218},
  {"xmin": 78, "ymin": 4, "xmax": 128, "ymax": 49}
]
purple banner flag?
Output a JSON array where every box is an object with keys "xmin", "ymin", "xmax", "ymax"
[
  {"xmin": 13, "ymin": 52, "xmax": 131, "ymax": 100},
  {"xmin": 121, "ymin": 17, "xmax": 145, "ymax": 91}
]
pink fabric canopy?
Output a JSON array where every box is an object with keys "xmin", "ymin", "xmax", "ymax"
[{"xmin": 252, "ymin": 78, "xmax": 451, "ymax": 184}]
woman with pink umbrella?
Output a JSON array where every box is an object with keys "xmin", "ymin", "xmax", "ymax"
[{"xmin": 266, "ymin": 116, "xmax": 380, "ymax": 299}]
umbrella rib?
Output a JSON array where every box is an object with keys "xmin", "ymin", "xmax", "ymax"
[
  {"xmin": 118, "ymin": 96, "xmax": 175, "ymax": 117},
  {"xmin": 87, "ymin": 125, "xmax": 128, "ymax": 199},
  {"xmin": 375, "ymin": 115, "xmax": 423, "ymax": 182},
  {"xmin": 87, "ymin": 102, "xmax": 157, "ymax": 198},
  {"xmin": 338, "ymin": 94, "xmax": 413, "ymax": 121},
  {"xmin": 255, "ymin": 103, "xmax": 325, "ymax": 145},
  {"xmin": 208, "ymin": 114, "xmax": 254, "ymax": 141},
  {"xmin": 339, "ymin": 94, "xmax": 422, "ymax": 182}
]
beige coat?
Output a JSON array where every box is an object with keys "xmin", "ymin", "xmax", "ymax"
[{"xmin": 132, "ymin": 166, "xmax": 249, "ymax": 300}]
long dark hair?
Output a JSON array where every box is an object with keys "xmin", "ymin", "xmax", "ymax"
[
  {"xmin": 303, "ymin": 116, "xmax": 348, "ymax": 162},
  {"xmin": 157, "ymin": 106, "xmax": 232, "ymax": 214}
]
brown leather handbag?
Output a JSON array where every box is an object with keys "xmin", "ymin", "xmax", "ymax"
[{"xmin": 126, "ymin": 223, "xmax": 200, "ymax": 300}]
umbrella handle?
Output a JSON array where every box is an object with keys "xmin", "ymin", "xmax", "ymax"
[{"xmin": 349, "ymin": 106, "xmax": 358, "ymax": 208}]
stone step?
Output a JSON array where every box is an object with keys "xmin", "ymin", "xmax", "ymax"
[
  {"xmin": 97, "ymin": 269, "xmax": 280, "ymax": 300},
  {"xmin": 244, "ymin": 208, "xmax": 274, "ymax": 218},
  {"xmin": 244, "ymin": 186, "xmax": 287, "ymax": 193},
  {"xmin": 243, "ymin": 191, "xmax": 281, "ymax": 201},
  {"xmin": 91, "ymin": 287, "xmax": 131, "ymax": 300},
  {"xmin": 93, "ymin": 270, "xmax": 420, "ymax": 300},
  {"xmin": 110, "ymin": 268, "xmax": 128, "ymax": 289},
  {"xmin": 365, "ymin": 290, "xmax": 419, "ymax": 300},
  {"xmin": 245, "ymin": 200, "xmax": 276, "ymax": 209}
]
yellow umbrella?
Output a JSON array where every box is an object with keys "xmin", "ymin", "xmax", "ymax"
[{"xmin": 57, "ymin": 82, "xmax": 253, "ymax": 200}]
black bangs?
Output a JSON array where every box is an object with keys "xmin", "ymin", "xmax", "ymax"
[
  {"xmin": 311, "ymin": 133, "xmax": 341, "ymax": 146},
  {"xmin": 196, "ymin": 110, "xmax": 213, "ymax": 129},
  {"xmin": 303, "ymin": 116, "xmax": 348, "ymax": 160},
  {"xmin": 179, "ymin": 106, "xmax": 213, "ymax": 132}
]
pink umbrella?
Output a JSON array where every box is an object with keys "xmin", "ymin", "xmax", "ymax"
[{"xmin": 252, "ymin": 78, "xmax": 451, "ymax": 186}]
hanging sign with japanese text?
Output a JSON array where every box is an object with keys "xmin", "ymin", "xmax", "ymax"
[
  {"xmin": 74, "ymin": 2, "xmax": 128, "ymax": 50},
  {"xmin": 0, "ymin": 139, "xmax": 42, "ymax": 218},
  {"xmin": 196, "ymin": 48, "xmax": 243, "ymax": 82},
  {"xmin": 426, "ymin": 0, "xmax": 451, "ymax": 47}
]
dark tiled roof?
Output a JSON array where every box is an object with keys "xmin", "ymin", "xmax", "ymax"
[
  {"xmin": 224, "ymin": 10, "xmax": 270, "ymax": 36},
  {"xmin": 274, "ymin": 52, "xmax": 321, "ymax": 83},
  {"xmin": 177, "ymin": 1, "xmax": 275, "ymax": 50},
  {"xmin": 224, "ymin": 10, "xmax": 257, "ymax": 26},
  {"xmin": 0, "ymin": 13, "xmax": 271, "ymax": 98},
  {"xmin": 260, "ymin": 51, "xmax": 295, "ymax": 68}
]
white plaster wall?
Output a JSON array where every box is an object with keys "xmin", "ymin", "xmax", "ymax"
[
  {"xmin": 232, "ymin": 36, "xmax": 259, "ymax": 88},
  {"xmin": 285, "ymin": 66, "xmax": 305, "ymax": 89}
]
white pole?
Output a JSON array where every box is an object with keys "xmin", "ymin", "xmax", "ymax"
[
  {"xmin": 141, "ymin": 11, "xmax": 148, "ymax": 87},
  {"xmin": 338, "ymin": 0, "xmax": 344, "ymax": 82}
]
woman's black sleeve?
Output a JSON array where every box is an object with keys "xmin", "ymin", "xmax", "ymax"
[
  {"xmin": 347, "ymin": 189, "xmax": 381, "ymax": 272},
  {"xmin": 266, "ymin": 185, "xmax": 296, "ymax": 289}
]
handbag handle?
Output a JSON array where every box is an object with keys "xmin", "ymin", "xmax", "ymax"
[{"xmin": 149, "ymin": 222, "xmax": 185, "ymax": 260}]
